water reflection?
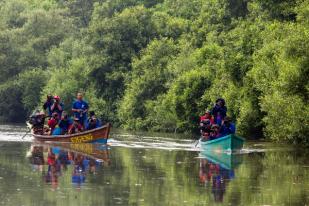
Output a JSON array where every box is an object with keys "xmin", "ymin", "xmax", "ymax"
[
  {"xmin": 0, "ymin": 125, "xmax": 308, "ymax": 205},
  {"xmin": 28, "ymin": 143, "xmax": 110, "ymax": 189},
  {"xmin": 199, "ymin": 152, "xmax": 243, "ymax": 203},
  {"xmin": 199, "ymin": 158, "xmax": 234, "ymax": 202}
]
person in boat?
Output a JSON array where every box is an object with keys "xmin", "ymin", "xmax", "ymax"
[
  {"xmin": 199, "ymin": 119, "xmax": 212, "ymax": 135},
  {"xmin": 58, "ymin": 112, "xmax": 73, "ymax": 135},
  {"xmin": 48, "ymin": 112, "xmax": 60, "ymax": 135},
  {"xmin": 220, "ymin": 116, "xmax": 236, "ymax": 136},
  {"xmin": 201, "ymin": 131, "xmax": 211, "ymax": 141},
  {"xmin": 51, "ymin": 96, "xmax": 64, "ymax": 118},
  {"xmin": 68, "ymin": 118, "xmax": 83, "ymax": 134},
  {"xmin": 200, "ymin": 110, "xmax": 214, "ymax": 124},
  {"xmin": 211, "ymin": 98, "xmax": 227, "ymax": 125},
  {"xmin": 43, "ymin": 94, "xmax": 54, "ymax": 116},
  {"xmin": 29, "ymin": 111, "xmax": 46, "ymax": 134},
  {"xmin": 86, "ymin": 111, "xmax": 102, "ymax": 130},
  {"xmin": 72, "ymin": 92, "xmax": 89, "ymax": 128},
  {"xmin": 210, "ymin": 124, "xmax": 221, "ymax": 140}
]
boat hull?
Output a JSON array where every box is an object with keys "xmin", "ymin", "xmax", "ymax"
[
  {"xmin": 32, "ymin": 123, "xmax": 111, "ymax": 143},
  {"xmin": 200, "ymin": 134, "xmax": 244, "ymax": 152}
]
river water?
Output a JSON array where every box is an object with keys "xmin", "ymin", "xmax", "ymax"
[{"xmin": 0, "ymin": 124, "xmax": 308, "ymax": 206}]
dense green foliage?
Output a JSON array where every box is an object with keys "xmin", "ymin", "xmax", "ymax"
[{"xmin": 0, "ymin": 0, "xmax": 308, "ymax": 144}]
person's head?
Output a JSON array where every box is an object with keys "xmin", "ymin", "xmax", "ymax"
[
  {"xmin": 223, "ymin": 116, "xmax": 231, "ymax": 124},
  {"xmin": 204, "ymin": 110, "xmax": 212, "ymax": 118},
  {"xmin": 201, "ymin": 119, "xmax": 211, "ymax": 126},
  {"xmin": 77, "ymin": 93, "xmax": 83, "ymax": 101},
  {"xmin": 73, "ymin": 118, "xmax": 80, "ymax": 125},
  {"xmin": 212, "ymin": 124, "xmax": 220, "ymax": 132},
  {"xmin": 47, "ymin": 94, "xmax": 53, "ymax": 101},
  {"xmin": 216, "ymin": 98, "xmax": 225, "ymax": 107},
  {"xmin": 52, "ymin": 112, "xmax": 59, "ymax": 119},
  {"xmin": 54, "ymin": 95, "xmax": 60, "ymax": 102},
  {"xmin": 89, "ymin": 116, "xmax": 97, "ymax": 124},
  {"xmin": 89, "ymin": 111, "xmax": 95, "ymax": 117}
]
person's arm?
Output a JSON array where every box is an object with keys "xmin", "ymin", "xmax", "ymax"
[
  {"xmin": 83, "ymin": 102, "xmax": 89, "ymax": 113},
  {"xmin": 43, "ymin": 102, "xmax": 48, "ymax": 110},
  {"xmin": 68, "ymin": 125, "xmax": 73, "ymax": 134},
  {"xmin": 97, "ymin": 120, "xmax": 102, "ymax": 127},
  {"xmin": 79, "ymin": 125, "xmax": 84, "ymax": 132},
  {"xmin": 51, "ymin": 102, "xmax": 56, "ymax": 111},
  {"xmin": 72, "ymin": 102, "xmax": 81, "ymax": 113},
  {"xmin": 211, "ymin": 105, "xmax": 218, "ymax": 115},
  {"xmin": 57, "ymin": 103, "xmax": 63, "ymax": 111},
  {"xmin": 231, "ymin": 124, "xmax": 236, "ymax": 134},
  {"xmin": 72, "ymin": 108, "xmax": 81, "ymax": 112},
  {"xmin": 220, "ymin": 106, "xmax": 227, "ymax": 117}
]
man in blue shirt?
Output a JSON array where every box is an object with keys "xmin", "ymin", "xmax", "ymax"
[{"xmin": 72, "ymin": 93, "xmax": 89, "ymax": 128}]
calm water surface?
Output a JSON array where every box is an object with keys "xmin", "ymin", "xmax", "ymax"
[{"xmin": 0, "ymin": 124, "xmax": 308, "ymax": 206}]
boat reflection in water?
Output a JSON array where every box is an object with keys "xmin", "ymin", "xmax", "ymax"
[
  {"xmin": 199, "ymin": 151, "xmax": 243, "ymax": 202},
  {"xmin": 28, "ymin": 143, "xmax": 110, "ymax": 189}
]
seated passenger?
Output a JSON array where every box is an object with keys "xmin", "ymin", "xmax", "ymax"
[
  {"xmin": 220, "ymin": 116, "xmax": 236, "ymax": 136},
  {"xmin": 201, "ymin": 132, "xmax": 210, "ymax": 142},
  {"xmin": 52, "ymin": 127, "xmax": 62, "ymax": 136},
  {"xmin": 59, "ymin": 112, "xmax": 72, "ymax": 134},
  {"xmin": 199, "ymin": 119, "xmax": 212, "ymax": 136},
  {"xmin": 29, "ymin": 111, "xmax": 46, "ymax": 135},
  {"xmin": 200, "ymin": 110, "xmax": 214, "ymax": 124},
  {"xmin": 68, "ymin": 118, "xmax": 83, "ymax": 134},
  {"xmin": 48, "ymin": 113, "xmax": 59, "ymax": 135},
  {"xmin": 86, "ymin": 111, "xmax": 102, "ymax": 130},
  {"xmin": 211, "ymin": 98, "xmax": 227, "ymax": 125},
  {"xmin": 210, "ymin": 124, "xmax": 221, "ymax": 140}
]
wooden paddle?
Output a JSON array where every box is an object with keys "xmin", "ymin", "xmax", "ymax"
[
  {"xmin": 195, "ymin": 137, "xmax": 202, "ymax": 147},
  {"xmin": 21, "ymin": 129, "xmax": 31, "ymax": 139},
  {"xmin": 21, "ymin": 123, "xmax": 33, "ymax": 139}
]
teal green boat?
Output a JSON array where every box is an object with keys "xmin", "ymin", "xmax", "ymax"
[{"xmin": 200, "ymin": 134, "xmax": 245, "ymax": 153}]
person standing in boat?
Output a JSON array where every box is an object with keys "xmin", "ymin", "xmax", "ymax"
[
  {"xmin": 43, "ymin": 94, "xmax": 54, "ymax": 116},
  {"xmin": 211, "ymin": 98, "xmax": 227, "ymax": 125},
  {"xmin": 72, "ymin": 92, "xmax": 89, "ymax": 128},
  {"xmin": 51, "ymin": 96, "xmax": 64, "ymax": 118}
]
